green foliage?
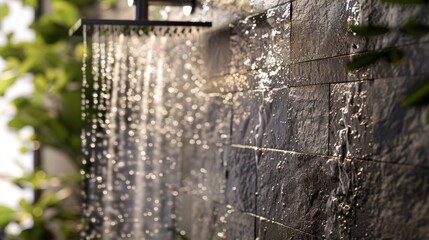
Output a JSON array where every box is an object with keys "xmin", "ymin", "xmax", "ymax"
[
  {"xmin": 347, "ymin": 0, "xmax": 429, "ymax": 121},
  {"xmin": 0, "ymin": 170, "xmax": 81, "ymax": 239},
  {"xmin": 0, "ymin": 4, "xmax": 9, "ymax": 25}
]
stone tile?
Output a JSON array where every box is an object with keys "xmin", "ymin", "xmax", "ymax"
[
  {"xmin": 261, "ymin": 88, "xmax": 290, "ymax": 150},
  {"xmin": 353, "ymin": 160, "xmax": 429, "ymax": 239},
  {"xmin": 251, "ymin": 0, "xmax": 290, "ymax": 13},
  {"xmin": 362, "ymin": 1, "xmax": 429, "ymax": 51},
  {"xmin": 225, "ymin": 210, "xmax": 256, "ymax": 240},
  {"xmin": 372, "ymin": 43, "xmax": 429, "ymax": 80},
  {"xmin": 371, "ymin": 77, "xmax": 429, "ymax": 167},
  {"xmin": 232, "ymin": 90, "xmax": 264, "ymax": 146},
  {"xmin": 226, "ymin": 147, "xmax": 257, "ymax": 213},
  {"xmin": 204, "ymin": 94, "xmax": 233, "ymax": 145},
  {"xmin": 289, "ymin": 56, "xmax": 373, "ymax": 87},
  {"xmin": 329, "ymin": 81, "xmax": 373, "ymax": 159},
  {"xmin": 230, "ymin": 3, "xmax": 291, "ymax": 73},
  {"xmin": 291, "ymin": 0, "xmax": 359, "ymax": 63},
  {"xmin": 257, "ymin": 151, "xmax": 335, "ymax": 237},
  {"xmin": 286, "ymin": 85, "xmax": 330, "ymax": 155},
  {"xmin": 258, "ymin": 219, "xmax": 318, "ymax": 240},
  {"xmin": 201, "ymin": 27, "xmax": 234, "ymax": 79},
  {"xmin": 204, "ymin": 65, "xmax": 289, "ymax": 93}
]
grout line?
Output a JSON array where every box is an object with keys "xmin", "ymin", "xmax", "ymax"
[{"xmin": 230, "ymin": 144, "xmax": 429, "ymax": 169}]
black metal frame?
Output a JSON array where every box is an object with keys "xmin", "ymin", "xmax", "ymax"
[{"xmin": 69, "ymin": 18, "xmax": 211, "ymax": 36}]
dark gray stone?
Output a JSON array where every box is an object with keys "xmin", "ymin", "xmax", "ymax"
[
  {"xmin": 290, "ymin": 56, "xmax": 373, "ymax": 87},
  {"xmin": 232, "ymin": 90, "xmax": 264, "ymax": 146},
  {"xmin": 286, "ymin": 85, "xmax": 330, "ymax": 155},
  {"xmin": 257, "ymin": 151, "xmax": 335, "ymax": 237},
  {"xmin": 329, "ymin": 81, "xmax": 373, "ymax": 159},
  {"xmin": 226, "ymin": 147, "xmax": 257, "ymax": 213},
  {"xmin": 353, "ymin": 160, "xmax": 429, "ymax": 239},
  {"xmin": 225, "ymin": 210, "xmax": 256, "ymax": 240},
  {"xmin": 261, "ymin": 87, "xmax": 290, "ymax": 150},
  {"xmin": 230, "ymin": 3, "xmax": 291, "ymax": 73},
  {"xmin": 371, "ymin": 76, "xmax": 429, "ymax": 167},
  {"xmin": 372, "ymin": 43, "xmax": 429, "ymax": 80},
  {"xmin": 291, "ymin": 0, "xmax": 359, "ymax": 63},
  {"xmin": 258, "ymin": 219, "xmax": 318, "ymax": 240},
  {"xmin": 201, "ymin": 27, "xmax": 234, "ymax": 79}
]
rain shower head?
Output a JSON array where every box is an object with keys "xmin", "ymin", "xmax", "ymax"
[{"xmin": 69, "ymin": 0, "xmax": 211, "ymax": 36}]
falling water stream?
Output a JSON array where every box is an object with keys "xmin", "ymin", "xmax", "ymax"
[{"xmin": 80, "ymin": 23, "xmax": 207, "ymax": 239}]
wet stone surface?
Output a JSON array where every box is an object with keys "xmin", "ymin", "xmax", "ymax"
[
  {"xmin": 286, "ymin": 85, "xmax": 330, "ymax": 155},
  {"xmin": 257, "ymin": 220, "xmax": 317, "ymax": 240},
  {"xmin": 371, "ymin": 76, "xmax": 429, "ymax": 167},
  {"xmin": 257, "ymin": 151, "xmax": 335, "ymax": 237},
  {"xmin": 353, "ymin": 160, "xmax": 429, "ymax": 239},
  {"xmin": 329, "ymin": 81, "xmax": 373, "ymax": 159},
  {"xmin": 226, "ymin": 147, "xmax": 257, "ymax": 213},
  {"xmin": 291, "ymin": 0, "xmax": 357, "ymax": 63},
  {"xmin": 229, "ymin": 3, "xmax": 291, "ymax": 74}
]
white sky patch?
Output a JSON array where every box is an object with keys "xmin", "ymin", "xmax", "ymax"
[{"xmin": 0, "ymin": 0, "xmax": 35, "ymax": 208}]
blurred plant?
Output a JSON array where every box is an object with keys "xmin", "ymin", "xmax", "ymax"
[
  {"xmin": 0, "ymin": 169, "xmax": 81, "ymax": 239},
  {"xmin": 0, "ymin": 0, "xmax": 115, "ymax": 238},
  {"xmin": 347, "ymin": 0, "xmax": 429, "ymax": 121}
]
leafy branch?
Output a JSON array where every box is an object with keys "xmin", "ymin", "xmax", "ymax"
[{"xmin": 347, "ymin": 0, "xmax": 429, "ymax": 121}]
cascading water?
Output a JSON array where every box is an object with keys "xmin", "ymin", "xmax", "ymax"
[{"xmin": 79, "ymin": 23, "xmax": 207, "ymax": 239}]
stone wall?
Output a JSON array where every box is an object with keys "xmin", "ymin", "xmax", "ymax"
[{"xmin": 172, "ymin": 0, "xmax": 429, "ymax": 239}]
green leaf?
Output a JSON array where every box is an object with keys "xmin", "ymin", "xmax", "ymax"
[
  {"xmin": 380, "ymin": 0, "xmax": 428, "ymax": 4},
  {"xmin": 346, "ymin": 52, "xmax": 384, "ymax": 71},
  {"xmin": 0, "ymin": 4, "xmax": 9, "ymax": 26},
  {"xmin": 401, "ymin": 80, "xmax": 429, "ymax": 107},
  {"xmin": 0, "ymin": 74, "xmax": 18, "ymax": 96},
  {"xmin": 0, "ymin": 205, "xmax": 15, "ymax": 228},
  {"xmin": 385, "ymin": 48, "xmax": 406, "ymax": 65},
  {"xmin": 348, "ymin": 24, "xmax": 390, "ymax": 37},
  {"xmin": 401, "ymin": 20, "xmax": 429, "ymax": 37}
]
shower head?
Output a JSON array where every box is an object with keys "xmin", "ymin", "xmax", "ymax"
[
  {"xmin": 69, "ymin": 19, "xmax": 211, "ymax": 37},
  {"xmin": 69, "ymin": 0, "xmax": 210, "ymax": 37}
]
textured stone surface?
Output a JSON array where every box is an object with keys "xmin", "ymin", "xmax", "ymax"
[
  {"xmin": 226, "ymin": 147, "xmax": 257, "ymax": 213},
  {"xmin": 230, "ymin": 3, "xmax": 291, "ymax": 73},
  {"xmin": 329, "ymin": 81, "xmax": 373, "ymax": 159},
  {"xmin": 261, "ymin": 88, "xmax": 290, "ymax": 149},
  {"xmin": 353, "ymin": 160, "xmax": 429, "ymax": 239},
  {"xmin": 286, "ymin": 85, "xmax": 330, "ymax": 155},
  {"xmin": 372, "ymin": 43, "xmax": 429, "ymax": 79},
  {"xmin": 371, "ymin": 77, "xmax": 429, "ymax": 167},
  {"xmin": 258, "ymin": 220, "xmax": 317, "ymax": 240},
  {"xmin": 257, "ymin": 151, "xmax": 335, "ymax": 237},
  {"xmin": 291, "ymin": 0, "xmax": 357, "ymax": 63},
  {"xmin": 232, "ymin": 90, "xmax": 264, "ymax": 146}
]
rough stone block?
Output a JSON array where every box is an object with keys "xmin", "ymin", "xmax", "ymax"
[
  {"xmin": 371, "ymin": 77, "xmax": 429, "ymax": 167},
  {"xmin": 291, "ymin": 0, "xmax": 358, "ymax": 63},
  {"xmin": 257, "ymin": 150, "xmax": 335, "ymax": 237},
  {"xmin": 372, "ymin": 43, "xmax": 429, "ymax": 80},
  {"xmin": 329, "ymin": 81, "xmax": 373, "ymax": 159},
  {"xmin": 353, "ymin": 160, "xmax": 429, "ymax": 239},
  {"xmin": 226, "ymin": 147, "xmax": 257, "ymax": 213},
  {"xmin": 230, "ymin": 3, "xmax": 291, "ymax": 73},
  {"xmin": 201, "ymin": 27, "xmax": 233, "ymax": 79},
  {"xmin": 232, "ymin": 90, "xmax": 264, "ymax": 146},
  {"xmin": 225, "ymin": 210, "xmax": 256, "ymax": 240},
  {"xmin": 261, "ymin": 88, "xmax": 290, "ymax": 150},
  {"xmin": 286, "ymin": 84, "xmax": 330, "ymax": 155},
  {"xmin": 258, "ymin": 219, "xmax": 317, "ymax": 240}
]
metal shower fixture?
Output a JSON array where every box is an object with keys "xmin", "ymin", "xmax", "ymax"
[{"xmin": 69, "ymin": 0, "xmax": 211, "ymax": 36}]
